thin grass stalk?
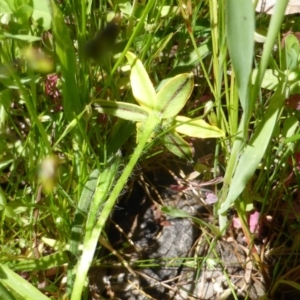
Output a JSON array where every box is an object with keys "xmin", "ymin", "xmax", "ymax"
[{"xmin": 0, "ymin": 49, "xmax": 51, "ymax": 153}]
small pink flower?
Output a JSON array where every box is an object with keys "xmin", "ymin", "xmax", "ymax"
[{"xmin": 45, "ymin": 74, "xmax": 62, "ymax": 111}]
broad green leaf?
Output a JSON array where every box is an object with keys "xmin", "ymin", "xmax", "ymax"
[
  {"xmin": 32, "ymin": 0, "xmax": 52, "ymax": 30},
  {"xmin": 93, "ymin": 100, "xmax": 149, "ymax": 121},
  {"xmin": 282, "ymin": 116, "xmax": 300, "ymax": 144},
  {"xmin": 226, "ymin": 0, "xmax": 254, "ymax": 113},
  {"xmin": 15, "ymin": 5, "xmax": 33, "ymax": 25},
  {"xmin": 174, "ymin": 116, "xmax": 225, "ymax": 138},
  {"xmin": 117, "ymin": 1, "xmax": 132, "ymax": 15},
  {"xmin": 251, "ymin": 69, "xmax": 279, "ymax": 91},
  {"xmin": 126, "ymin": 51, "xmax": 157, "ymax": 111},
  {"xmin": 160, "ymin": 6, "xmax": 180, "ymax": 17},
  {"xmin": 219, "ymin": 81, "xmax": 287, "ymax": 215},
  {"xmin": 5, "ymin": 0, "xmax": 15, "ymax": 12},
  {"xmin": 161, "ymin": 130, "xmax": 193, "ymax": 161},
  {"xmin": 0, "ymin": 264, "xmax": 50, "ymax": 300},
  {"xmin": 157, "ymin": 73, "xmax": 194, "ymax": 118},
  {"xmin": 252, "ymin": 68, "xmax": 300, "ymax": 92},
  {"xmin": 0, "ymin": 0, "xmax": 13, "ymax": 13},
  {"xmin": 87, "ymin": 155, "xmax": 122, "ymax": 233},
  {"xmin": 283, "ymin": 34, "xmax": 300, "ymax": 71},
  {"xmin": 4, "ymin": 205, "xmax": 17, "ymax": 219}
]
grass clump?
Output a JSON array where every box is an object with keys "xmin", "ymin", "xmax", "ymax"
[{"xmin": 0, "ymin": 0, "xmax": 300, "ymax": 299}]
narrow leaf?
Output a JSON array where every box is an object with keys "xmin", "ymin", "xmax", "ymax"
[
  {"xmin": 9, "ymin": 252, "xmax": 69, "ymax": 272},
  {"xmin": 67, "ymin": 169, "xmax": 100, "ymax": 293},
  {"xmin": 93, "ymin": 100, "xmax": 149, "ymax": 121},
  {"xmin": 3, "ymin": 33, "xmax": 41, "ymax": 42},
  {"xmin": 226, "ymin": 0, "xmax": 254, "ymax": 113},
  {"xmin": 69, "ymin": 169, "xmax": 100, "ymax": 259},
  {"xmin": 50, "ymin": 0, "xmax": 81, "ymax": 121},
  {"xmin": 219, "ymin": 81, "xmax": 287, "ymax": 215},
  {"xmin": 161, "ymin": 206, "xmax": 220, "ymax": 235},
  {"xmin": 275, "ymin": 280, "xmax": 300, "ymax": 290},
  {"xmin": 0, "ymin": 264, "xmax": 50, "ymax": 300},
  {"xmin": 251, "ymin": 0, "xmax": 289, "ymax": 104},
  {"xmin": 126, "ymin": 51, "xmax": 157, "ymax": 111},
  {"xmin": 175, "ymin": 116, "xmax": 225, "ymax": 138},
  {"xmin": 0, "ymin": 281, "xmax": 15, "ymax": 300},
  {"xmin": 157, "ymin": 73, "xmax": 194, "ymax": 118}
]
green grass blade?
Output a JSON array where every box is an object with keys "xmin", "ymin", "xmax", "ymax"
[
  {"xmin": 0, "ymin": 264, "xmax": 50, "ymax": 300},
  {"xmin": 0, "ymin": 50, "xmax": 51, "ymax": 153},
  {"xmin": 9, "ymin": 252, "xmax": 69, "ymax": 272},
  {"xmin": 219, "ymin": 81, "xmax": 287, "ymax": 217},
  {"xmin": 0, "ymin": 281, "xmax": 15, "ymax": 300},
  {"xmin": 50, "ymin": 0, "xmax": 81, "ymax": 121}
]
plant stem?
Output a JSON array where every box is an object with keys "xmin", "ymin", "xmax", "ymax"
[{"xmin": 70, "ymin": 113, "xmax": 161, "ymax": 299}]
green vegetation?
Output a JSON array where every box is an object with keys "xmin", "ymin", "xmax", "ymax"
[{"xmin": 0, "ymin": 0, "xmax": 300, "ymax": 299}]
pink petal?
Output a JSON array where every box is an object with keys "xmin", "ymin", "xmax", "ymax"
[
  {"xmin": 249, "ymin": 211, "xmax": 260, "ymax": 233},
  {"xmin": 205, "ymin": 192, "xmax": 218, "ymax": 204},
  {"xmin": 232, "ymin": 216, "xmax": 242, "ymax": 228}
]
